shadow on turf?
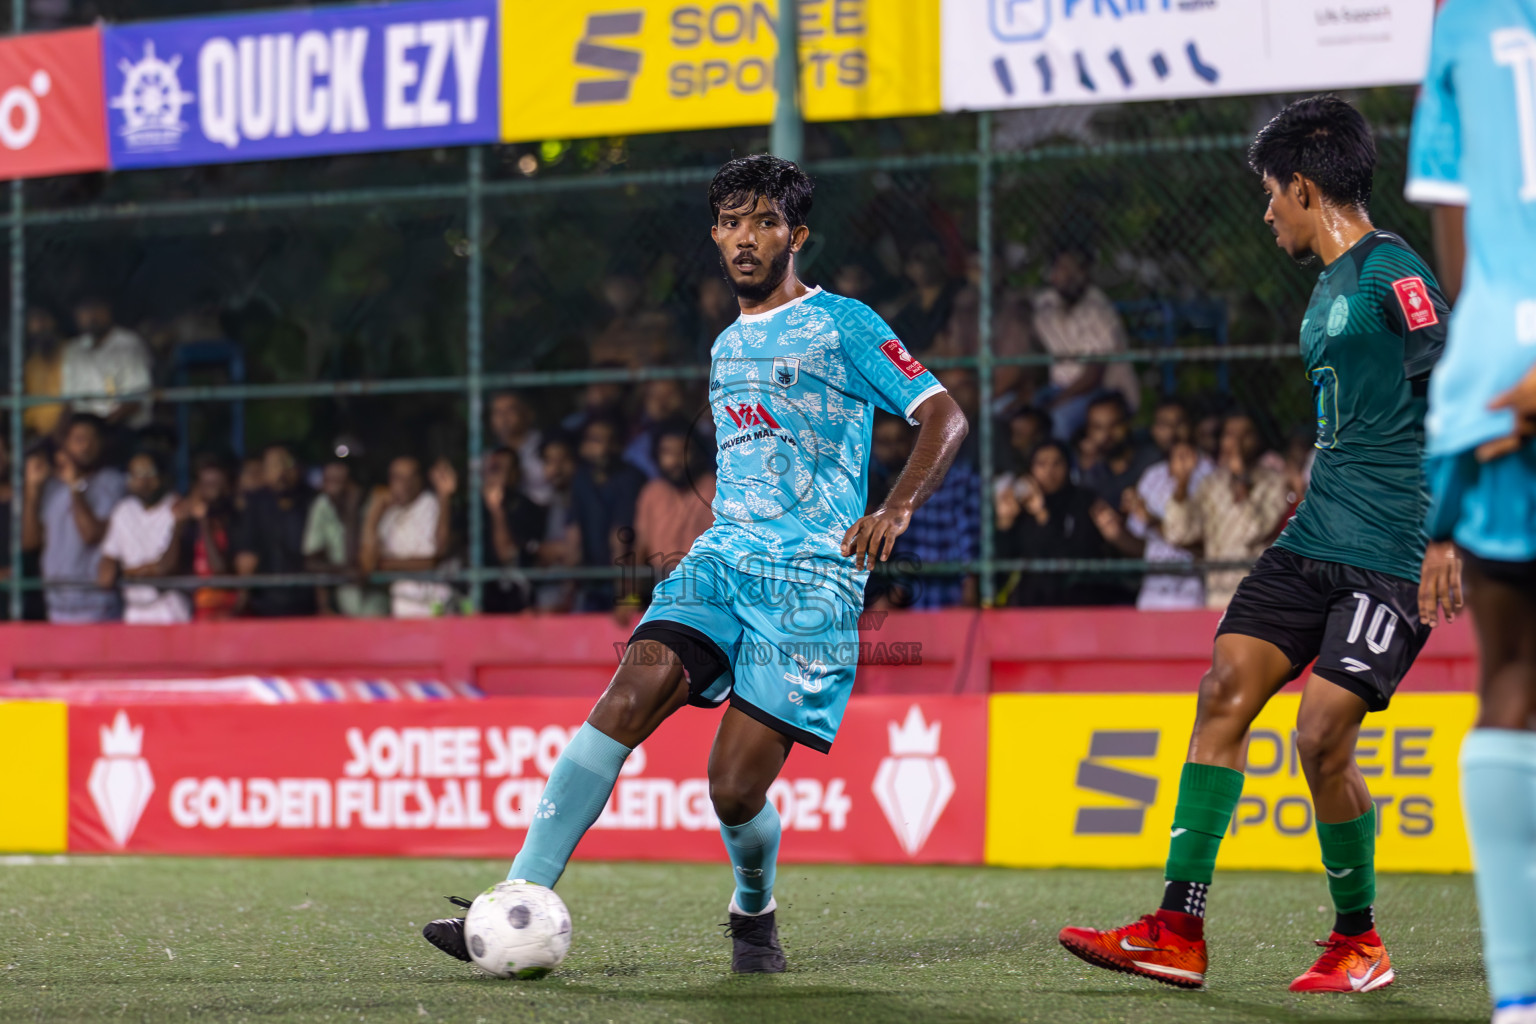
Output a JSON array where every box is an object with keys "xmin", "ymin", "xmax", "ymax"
[
  {"xmin": 1044, "ymin": 989, "xmax": 1483, "ymax": 1024},
  {"xmin": 546, "ymin": 980, "xmax": 1017, "ymax": 1024}
]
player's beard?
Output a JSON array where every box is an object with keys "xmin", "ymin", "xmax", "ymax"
[{"xmin": 721, "ymin": 245, "xmax": 793, "ymax": 304}]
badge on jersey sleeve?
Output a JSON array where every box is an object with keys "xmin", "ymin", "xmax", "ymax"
[
  {"xmin": 1391, "ymin": 277, "xmax": 1440, "ymax": 330},
  {"xmin": 880, "ymin": 339, "xmax": 927, "ymax": 380}
]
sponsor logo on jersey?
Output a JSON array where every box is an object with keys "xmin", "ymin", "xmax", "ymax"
[
  {"xmin": 879, "ymin": 339, "xmax": 927, "ymax": 380},
  {"xmin": 1391, "ymin": 276, "xmax": 1439, "ymax": 331},
  {"xmin": 724, "ymin": 402, "xmax": 781, "ymax": 430}
]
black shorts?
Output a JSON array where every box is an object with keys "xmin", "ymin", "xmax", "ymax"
[{"xmin": 1215, "ymin": 546, "xmax": 1431, "ymax": 712}]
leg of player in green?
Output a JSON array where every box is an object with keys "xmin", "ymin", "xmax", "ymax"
[
  {"xmin": 1460, "ymin": 562, "xmax": 1536, "ymax": 1022},
  {"xmin": 1288, "ymin": 675, "xmax": 1394, "ymax": 991},
  {"xmin": 1060, "ymin": 634, "xmax": 1289, "ymax": 988}
]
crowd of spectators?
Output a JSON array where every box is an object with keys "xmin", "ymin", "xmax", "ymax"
[{"xmin": 3, "ymin": 242, "xmax": 1309, "ymax": 621}]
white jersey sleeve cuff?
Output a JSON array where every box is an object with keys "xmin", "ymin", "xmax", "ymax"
[
  {"xmin": 1404, "ymin": 178, "xmax": 1470, "ymax": 206},
  {"xmin": 903, "ymin": 383, "xmax": 948, "ymax": 425}
]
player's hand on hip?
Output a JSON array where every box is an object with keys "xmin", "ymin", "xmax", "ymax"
[
  {"xmin": 1478, "ymin": 364, "xmax": 1536, "ymax": 461},
  {"xmin": 841, "ymin": 502, "xmax": 913, "ymax": 571},
  {"xmin": 1417, "ymin": 540, "xmax": 1464, "ymax": 628}
]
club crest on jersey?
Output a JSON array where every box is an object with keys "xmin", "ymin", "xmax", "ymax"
[
  {"xmin": 1326, "ymin": 295, "xmax": 1350, "ymax": 336},
  {"xmin": 772, "ymin": 356, "xmax": 799, "ymax": 388},
  {"xmin": 725, "ymin": 402, "xmax": 781, "ymax": 430},
  {"xmin": 880, "ymin": 339, "xmax": 926, "ymax": 380},
  {"xmin": 1391, "ymin": 276, "xmax": 1440, "ymax": 330}
]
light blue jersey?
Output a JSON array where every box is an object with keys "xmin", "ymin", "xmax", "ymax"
[
  {"xmin": 1407, "ymin": 0, "xmax": 1536, "ymax": 458},
  {"xmin": 638, "ymin": 285, "xmax": 944, "ymax": 751},
  {"xmin": 688, "ymin": 286, "xmax": 946, "ymax": 595}
]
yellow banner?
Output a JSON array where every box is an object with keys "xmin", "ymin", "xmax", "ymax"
[
  {"xmin": 499, "ymin": 0, "xmax": 941, "ymax": 142},
  {"xmin": 986, "ymin": 694, "xmax": 1475, "ymax": 873},
  {"xmin": 0, "ymin": 701, "xmax": 68, "ymax": 853}
]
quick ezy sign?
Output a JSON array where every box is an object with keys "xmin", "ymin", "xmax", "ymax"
[{"xmin": 102, "ymin": 0, "xmax": 498, "ymax": 169}]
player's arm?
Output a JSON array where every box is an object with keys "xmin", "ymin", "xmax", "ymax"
[
  {"xmin": 1430, "ymin": 204, "xmax": 1466, "ymax": 305},
  {"xmin": 841, "ymin": 392, "xmax": 968, "ymax": 571}
]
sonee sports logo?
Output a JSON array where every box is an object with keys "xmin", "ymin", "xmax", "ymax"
[
  {"xmin": 573, "ymin": 12, "xmax": 643, "ymax": 104},
  {"xmin": 1073, "ymin": 730, "xmax": 1159, "ymax": 835},
  {"xmin": 724, "ymin": 402, "xmax": 781, "ymax": 430}
]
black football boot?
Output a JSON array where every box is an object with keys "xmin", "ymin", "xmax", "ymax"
[
  {"xmin": 723, "ymin": 906, "xmax": 787, "ymax": 974},
  {"xmin": 421, "ymin": 896, "xmax": 474, "ymax": 962}
]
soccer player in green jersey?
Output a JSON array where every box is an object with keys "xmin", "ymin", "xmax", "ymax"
[{"xmin": 1059, "ymin": 95, "xmax": 1462, "ymax": 993}]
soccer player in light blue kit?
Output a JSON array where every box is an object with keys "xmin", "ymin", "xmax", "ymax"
[
  {"xmin": 1408, "ymin": 3, "xmax": 1536, "ymax": 1021},
  {"xmin": 421, "ymin": 155, "xmax": 969, "ymax": 973}
]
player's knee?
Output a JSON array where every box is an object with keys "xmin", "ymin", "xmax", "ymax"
[
  {"xmin": 1476, "ymin": 662, "xmax": 1536, "ymax": 729},
  {"xmin": 1194, "ymin": 662, "xmax": 1253, "ymax": 725},
  {"xmin": 708, "ymin": 769, "xmax": 766, "ymax": 827},
  {"xmin": 1295, "ymin": 716, "xmax": 1353, "ymax": 778},
  {"xmin": 592, "ymin": 668, "xmax": 681, "ymax": 742}
]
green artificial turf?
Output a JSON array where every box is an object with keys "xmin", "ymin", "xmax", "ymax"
[{"xmin": 0, "ymin": 857, "xmax": 1489, "ymax": 1023}]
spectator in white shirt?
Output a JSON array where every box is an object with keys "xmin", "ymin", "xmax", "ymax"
[
  {"xmin": 360, "ymin": 455, "xmax": 456, "ymax": 618},
  {"xmin": 1032, "ymin": 246, "xmax": 1139, "ymax": 440},
  {"xmin": 61, "ymin": 298, "xmax": 154, "ymax": 431},
  {"xmin": 98, "ymin": 451, "xmax": 191, "ymax": 624},
  {"xmin": 1123, "ymin": 399, "xmax": 1217, "ymax": 610}
]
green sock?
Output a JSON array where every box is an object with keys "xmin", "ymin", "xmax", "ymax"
[
  {"xmin": 1317, "ymin": 807, "xmax": 1377, "ymax": 934},
  {"xmin": 1160, "ymin": 762, "xmax": 1244, "ymax": 917}
]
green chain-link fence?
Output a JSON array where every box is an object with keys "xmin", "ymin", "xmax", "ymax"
[{"xmin": 2, "ymin": 68, "xmax": 1429, "ymax": 618}]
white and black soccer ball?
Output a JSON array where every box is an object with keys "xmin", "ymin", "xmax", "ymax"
[{"xmin": 463, "ymin": 880, "xmax": 572, "ymax": 979}]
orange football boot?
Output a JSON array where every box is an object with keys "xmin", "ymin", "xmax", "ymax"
[
  {"xmin": 1288, "ymin": 930, "xmax": 1394, "ymax": 993},
  {"xmin": 1058, "ymin": 914, "xmax": 1207, "ymax": 989}
]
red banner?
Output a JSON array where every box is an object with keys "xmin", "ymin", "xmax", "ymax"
[
  {"xmin": 67, "ymin": 696, "xmax": 987, "ymax": 863},
  {"xmin": 0, "ymin": 28, "xmax": 107, "ymax": 180}
]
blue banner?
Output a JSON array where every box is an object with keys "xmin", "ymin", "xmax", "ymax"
[{"xmin": 102, "ymin": 0, "xmax": 498, "ymax": 169}]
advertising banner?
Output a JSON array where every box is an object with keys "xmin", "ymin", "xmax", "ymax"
[
  {"xmin": 66, "ymin": 696, "xmax": 987, "ymax": 863},
  {"xmin": 986, "ymin": 693, "xmax": 1476, "ymax": 872},
  {"xmin": 0, "ymin": 28, "xmax": 108, "ymax": 181},
  {"xmin": 942, "ymin": 0, "xmax": 1436, "ymax": 113},
  {"xmin": 499, "ymin": 0, "xmax": 941, "ymax": 143},
  {"xmin": 100, "ymin": 0, "xmax": 498, "ymax": 170}
]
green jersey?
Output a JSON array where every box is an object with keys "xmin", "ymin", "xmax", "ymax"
[{"xmin": 1273, "ymin": 231, "xmax": 1449, "ymax": 583}]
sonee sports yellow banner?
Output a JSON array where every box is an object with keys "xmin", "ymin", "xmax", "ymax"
[
  {"xmin": 499, "ymin": 0, "xmax": 941, "ymax": 142},
  {"xmin": 986, "ymin": 694, "xmax": 1475, "ymax": 873}
]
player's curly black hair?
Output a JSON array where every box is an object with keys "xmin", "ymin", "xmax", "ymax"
[
  {"xmin": 1248, "ymin": 94, "xmax": 1376, "ymax": 209},
  {"xmin": 708, "ymin": 154, "xmax": 814, "ymax": 229}
]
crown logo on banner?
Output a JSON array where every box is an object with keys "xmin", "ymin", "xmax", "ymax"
[
  {"xmin": 88, "ymin": 711, "xmax": 155, "ymax": 848},
  {"xmin": 872, "ymin": 705, "xmax": 955, "ymax": 856}
]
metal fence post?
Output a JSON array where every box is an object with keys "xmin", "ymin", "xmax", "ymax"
[
  {"xmin": 8, "ymin": 179, "xmax": 21, "ymax": 623},
  {"xmin": 466, "ymin": 146, "xmax": 485, "ymax": 613},
  {"xmin": 771, "ymin": 0, "xmax": 802, "ymax": 163},
  {"xmin": 8, "ymin": 0, "xmax": 25, "ymax": 622},
  {"xmin": 976, "ymin": 112, "xmax": 996, "ymax": 607}
]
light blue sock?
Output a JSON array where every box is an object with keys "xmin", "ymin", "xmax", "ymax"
[
  {"xmin": 1462, "ymin": 728, "xmax": 1536, "ymax": 1007},
  {"xmin": 719, "ymin": 801, "xmax": 781, "ymax": 915},
  {"xmin": 508, "ymin": 723, "xmax": 630, "ymax": 888}
]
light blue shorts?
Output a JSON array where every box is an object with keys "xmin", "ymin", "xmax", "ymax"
[
  {"xmin": 1425, "ymin": 441, "xmax": 1536, "ymax": 563},
  {"xmin": 634, "ymin": 553, "xmax": 863, "ymax": 753}
]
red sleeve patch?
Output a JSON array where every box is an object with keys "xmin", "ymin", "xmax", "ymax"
[
  {"xmin": 879, "ymin": 339, "xmax": 926, "ymax": 380},
  {"xmin": 1391, "ymin": 276, "xmax": 1440, "ymax": 331}
]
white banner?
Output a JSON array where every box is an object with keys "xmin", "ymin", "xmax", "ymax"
[{"xmin": 942, "ymin": 0, "xmax": 1436, "ymax": 112}]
